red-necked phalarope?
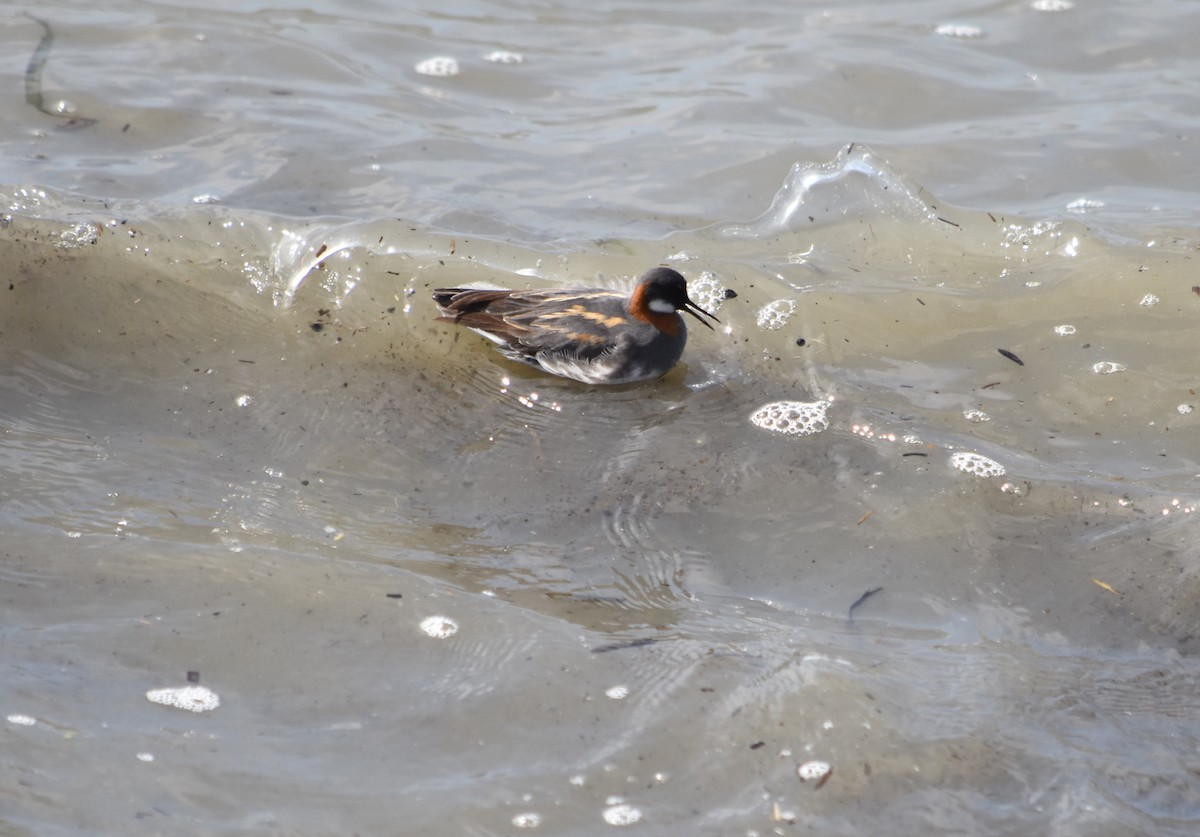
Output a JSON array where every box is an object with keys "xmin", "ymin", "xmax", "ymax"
[{"xmin": 433, "ymin": 267, "xmax": 718, "ymax": 384}]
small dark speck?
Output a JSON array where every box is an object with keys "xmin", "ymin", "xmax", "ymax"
[
  {"xmin": 749, "ymin": 741, "xmax": 766, "ymax": 750},
  {"xmin": 386, "ymin": 306, "xmax": 396, "ymax": 314},
  {"xmin": 237, "ymin": 358, "xmax": 255, "ymax": 364},
  {"xmin": 311, "ymin": 322, "xmax": 324, "ymax": 332},
  {"xmin": 998, "ymin": 348, "xmax": 1024, "ymax": 366},
  {"xmin": 385, "ymin": 593, "xmax": 403, "ymax": 599},
  {"xmin": 1192, "ymin": 286, "xmax": 1200, "ymax": 297},
  {"xmin": 187, "ymin": 671, "xmax": 200, "ymax": 683},
  {"xmin": 269, "ymin": 89, "xmax": 293, "ymax": 96},
  {"xmin": 916, "ymin": 297, "xmax": 925, "ymax": 306},
  {"xmin": 901, "ymin": 452, "xmax": 928, "ymax": 457},
  {"xmin": 122, "ymin": 123, "xmax": 130, "ymax": 132},
  {"xmin": 795, "ymin": 337, "xmax": 806, "ymax": 347},
  {"xmin": 300, "ymin": 479, "xmax": 309, "ymax": 486},
  {"xmin": 723, "ymin": 288, "xmax": 738, "ymax": 299}
]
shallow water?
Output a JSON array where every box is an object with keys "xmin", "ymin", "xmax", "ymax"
[{"xmin": 3, "ymin": 1, "xmax": 1200, "ymax": 834}]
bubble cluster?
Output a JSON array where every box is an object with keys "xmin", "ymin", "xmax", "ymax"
[
  {"xmin": 963, "ymin": 409, "xmax": 990, "ymax": 423},
  {"xmin": 687, "ymin": 271, "xmax": 728, "ymax": 314},
  {"xmin": 419, "ymin": 615, "xmax": 459, "ymax": 638},
  {"xmin": 1065, "ymin": 195, "xmax": 1101, "ymax": 211},
  {"xmin": 484, "ymin": 50, "xmax": 524, "ymax": 64},
  {"xmin": 756, "ymin": 299, "xmax": 797, "ymax": 330},
  {"xmin": 949, "ymin": 452, "xmax": 1006, "ymax": 478},
  {"xmin": 1092, "ymin": 361, "xmax": 1127, "ymax": 375},
  {"xmin": 602, "ymin": 803, "xmax": 642, "ymax": 826},
  {"xmin": 605, "ymin": 685, "xmax": 629, "ymax": 700},
  {"xmin": 749, "ymin": 400, "xmax": 831, "ymax": 437},
  {"xmin": 56, "ymin": 221, "xmax": 100, "ymax": 251},
  {"xmin": 1032, "ymin": 0, "xmax": 1075, "ymax": 11},
  {"xmin": 935, "ymin": 23, "xmax": 984, "ymax": 38},
  {"xmin": 415, "ymin": 57, "xmax": 459, "ymax": 77},
  {"xmin": 797, "ymin": 760, "xmax": 832, "ymax": 782},
  {"xmin": 1139, "ymin": 294, "xmax": 1159, "ymax": 307},
  {"xmin": 1053, "ymin": 324, "xmax": 1076, "ymax": 336},
  {"xmin": 7, "ymin": 713, "xmax": 36, "ymax": 726},
  {"xmin": 512, "ymin": 812, "xmax": 541, "ymax": 828},
  {"xmin": 145, "ymin": 685, "xmax": 221, "ymax": 713}
]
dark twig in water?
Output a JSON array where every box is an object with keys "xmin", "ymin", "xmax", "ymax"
[
  {"xmin": 591, "ymin": 637, "xmax": 657, "ymax": 653},
  {"xmin": 24, "ymin": 15, "xmax": 96, "ymax": 130},
  {"xmin": 847, "ymin": 586, "xmax": 883, "ymax": 621},
  {"xmin": 998, "ymin": 348, "xmax": 1024, "ymax": 366}
]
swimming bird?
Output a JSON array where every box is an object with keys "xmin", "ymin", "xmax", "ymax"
[{"xmin": 432, "ymin": 267, "xmax": 718, "ymax": 384}]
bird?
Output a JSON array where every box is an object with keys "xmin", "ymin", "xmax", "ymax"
[{"xmin": 432, "ymin": 267, "xmax": 719, "ymax": 384}]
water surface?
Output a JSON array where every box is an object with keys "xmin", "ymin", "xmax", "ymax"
[{"xmin": 2, "ymin": 1, "xmax": 1199, "ymax": 834}]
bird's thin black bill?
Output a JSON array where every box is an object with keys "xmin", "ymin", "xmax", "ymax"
[{"xmin": 683, "ymin": 300, "xmax": 720, "ymax": 330}]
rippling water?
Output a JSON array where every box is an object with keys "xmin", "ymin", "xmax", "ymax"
[{"xmin": 3, "ymin": 1, "xmax": 1200, "ymax": 834}]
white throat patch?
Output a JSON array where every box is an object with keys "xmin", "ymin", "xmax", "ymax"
[{"xmin": 647, "ymin": 298, "xmax": 677, "ymax": 314}]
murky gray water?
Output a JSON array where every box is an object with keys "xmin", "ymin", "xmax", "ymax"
[{"xmin": 3, "ymin": 1, "xmax": 1199, "ymax": 834}]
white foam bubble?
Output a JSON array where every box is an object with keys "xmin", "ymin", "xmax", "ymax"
[
  {"xmin": 145, "ymin": 685, "xmax": 220, "ymax": 713},
  {"xmin": 1092, "ymin": 361, "xmax": 1127, "ymax": 375},
  {"xmin": 949, "ymin": 452, "xmax": 1006, "ymax": 478},
  {"xmin": 1139, "ymin": 294, "xmax": 1159, "ymax": 307},
  {"xmin": 484, "ymin": 50, "xmax": 524, "ymax": 64},
  {"xmin": 419, "ymin": 615, "xmax": 459, "ymax": 638},
  {"xmin": 1065, "ymin": 196, "xmax": 1101, "ymax": 212},
  {"xmin": 415, "ymin": 57, "xmax": 459, "ymax": 77},
  {"xmin": 749, "ymin": 400, "xmax": 831, "ymax": 436},
  {"xmin": 963, "ymin": 409, "xmax": 990, "ymax": 423},
  {"xmin": 1053, "ymin": 324, "xmax": 1076, "ymax": 336},
  {"xmin": 605, "ymin": 685, "xmax": 629, "ymax": 700},
  {"xmin": 1032, "ymin": 0, "xmax": 1074, "ymax": 10},
  {"xmin": 935, "ymin": 23, "xmax": 984, "ymax": 38},
  {"xmin": 512, "ymin": 812, "xmax": 541, "ymax": 828},
  {"xmin": 7, "ymin": 713, "xmax": 36, "ymax": 726},
  {"xmin": 687, "ymin": 271, "xmax": 728, "ymax": 313},
  {"xmin": 602, "ymin": 803, "xmax": 643, "ymax": 826},
  {"xmin": 755, "ymin": 299, "xmax": 796, "ymax": 330},
  {"xmin": 797, "ymin": 760, "xmax": 832, "ymax": 782},
  {"xmin": 56, "ymin": 221, "xmax": 100, "ymax": 251}
]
